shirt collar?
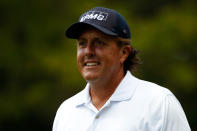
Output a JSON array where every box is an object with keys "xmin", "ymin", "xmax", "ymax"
[
  {"xmin": 109, "ymin": 71, "xmax": 138, "ymax": 101},
  {"xmin": 75, "ymin": 71, "xmax": 139, "ymax": 107},
  {"xmin": 75, "ymin": 83, "xmax": 91, "ymax": 107}
]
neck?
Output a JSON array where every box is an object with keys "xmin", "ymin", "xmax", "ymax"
[{"xmin": 88, "ymin": 69, "xmax": 125, "ymax": 110}]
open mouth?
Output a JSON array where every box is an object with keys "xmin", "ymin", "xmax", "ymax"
[{"xmin": 84, "ymin": 62, "xmax": 100, "ymax": 66}]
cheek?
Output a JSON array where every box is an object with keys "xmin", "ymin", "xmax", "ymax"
[
  {"xmin": 77, "ymin": 50, "xmax": 84, "ymax": 66},
  {"xmin": 107, "ymin": 50, "xmax": 121, "ymax": 62}
]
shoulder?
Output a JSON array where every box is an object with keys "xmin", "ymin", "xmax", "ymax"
[
  {"xmin": 130, "ymin": 77, "xmax": 191, "ymax": 130},
  {"xmin": 52, "ymin": 90, "xmax": 86, "ymax": 131},
  {"xmin": 56, "ymin": 90, "xmax": 84, "ymax": 113},
  {"xmin": 130, "ymin": 77, "xmax": 176, "ymax": 116},
  {"xmin": 126, "ymin": 72, "xmax": 172, "ymax": 101},
  {"xmin": 134, "ymin": 78, "xmax": 172, "ymax": 100},
  {"xmin": 53, "ymin": 90, "xmax": 84, "ymax": 127}
]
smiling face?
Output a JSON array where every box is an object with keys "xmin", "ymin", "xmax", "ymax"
[{"xmin": 77, "ymin": 28, "xmax": 128, "ymax": 83}]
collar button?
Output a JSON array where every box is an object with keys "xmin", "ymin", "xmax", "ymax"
[{"xmin": 95, "ymin": 115, "xmax": 100, "ymax": 119}]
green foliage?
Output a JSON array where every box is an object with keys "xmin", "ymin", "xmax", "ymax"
[{"xmin": 0, "ymin": 0, "xmax": 196, "ymax": 130}]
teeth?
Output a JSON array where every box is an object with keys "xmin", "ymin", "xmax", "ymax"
[{"xmin": 86, "ymin": 63, "xmax": 98, "ymax": 66}]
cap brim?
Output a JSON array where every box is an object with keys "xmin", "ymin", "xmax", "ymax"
[{"xmin": 65, "ymin": 22, "xmax": 117, "ymax": 39}]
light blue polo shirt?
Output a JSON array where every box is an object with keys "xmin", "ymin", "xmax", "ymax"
[{"xmin": 53, "ymin": 71, "xmax": 191, "ymax": 131}]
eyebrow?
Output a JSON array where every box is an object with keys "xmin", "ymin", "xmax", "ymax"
[
  {"xmin": 78, "ymin": 37, "xmax": 103, "ymax": 42},
  {"xmin": 93, "ymin": 37, "xmax": 102, "ymax": 41},
  {"xmin": 77, "ymin": 38, "xmax": 86, "ymax": 41}
]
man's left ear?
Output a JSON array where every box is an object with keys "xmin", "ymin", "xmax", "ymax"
[{"xmin": 120, "ymin": 45, "xmax": 131, "ymax": 64}]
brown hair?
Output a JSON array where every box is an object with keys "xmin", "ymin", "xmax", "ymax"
[{"xmin": 115, "ymin": 37, "xmax": 140, "ymax": 74}]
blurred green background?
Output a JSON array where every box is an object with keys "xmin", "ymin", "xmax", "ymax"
[{"xmin": 0, "ymin": 0, "xmax": 196, "ymax": 130}]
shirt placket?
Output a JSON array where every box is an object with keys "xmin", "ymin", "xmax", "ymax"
[{"xmin": 85, "ymin": 100, "xmax": 111, "ymax": 131}]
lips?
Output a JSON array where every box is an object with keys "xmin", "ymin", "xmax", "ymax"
[
  {"xmin": 84, "ymin": 61, "xmax": 100, "ymax": 66},
  {"xmin": 86, "ymin": 63, "xmax": 98, "ymax": 66}
]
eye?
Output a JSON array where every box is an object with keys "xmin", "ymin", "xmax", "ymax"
[
  {"xmin": 78, "ymin": 41, "xmax": 87, "ymax": 47},
  {"xmin": 94, "ymin": 39, "xmax": 106, "ymax": 46}
]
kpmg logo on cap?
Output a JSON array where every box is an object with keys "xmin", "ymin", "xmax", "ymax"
[{"xmin": 80, "ymin": 11, "xmax": 108, "ymax": 22}]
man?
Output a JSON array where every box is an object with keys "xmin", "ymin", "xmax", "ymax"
[{"xmin": 53, "ymin": 7, "xmax": 191, "ymax": 131}]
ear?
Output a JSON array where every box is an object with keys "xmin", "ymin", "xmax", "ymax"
[{"xmin": 120, "ymin": 45, "xmax": 131, "ymax": 64}]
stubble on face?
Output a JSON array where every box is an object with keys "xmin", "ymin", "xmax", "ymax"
[{"xmin": 76, "ymin": 28, "xmax": 124, "ymax": 84}]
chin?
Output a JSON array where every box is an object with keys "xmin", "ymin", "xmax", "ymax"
[{"xmin": 82, "ymin": 72, "xmax": 99, "ymax": 81}]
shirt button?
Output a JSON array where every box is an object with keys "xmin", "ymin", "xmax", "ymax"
[{"xmin": 95, "ymin": 115, "xmax": 99, "ymax": 119}]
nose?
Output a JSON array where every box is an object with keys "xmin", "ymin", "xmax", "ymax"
[{"xmin": 85, "ymin": 43, "xmax": 95, "ymax": 57}]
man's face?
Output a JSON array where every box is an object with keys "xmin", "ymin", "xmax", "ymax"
[{"xmin": 77, "ymin": 28, "xmax": 124, "ymax": 83}]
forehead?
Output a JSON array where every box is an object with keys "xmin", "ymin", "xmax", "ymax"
[{"xmin": 78, "ymin": 27, "xmax": 114, "ymax": 40}]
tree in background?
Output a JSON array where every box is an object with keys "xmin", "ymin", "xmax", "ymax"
[{"xmin": 0, "ymin": 0, "xmax": 196, "ymax": 130}]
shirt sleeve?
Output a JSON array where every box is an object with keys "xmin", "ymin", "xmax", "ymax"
[
  {"xmin": 162, "ymin": 94, "xmax": 191, "ymax": 131},
  {"xmin": 52, "ymin": 107, "xmax": 61, "ymax": 131}
]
